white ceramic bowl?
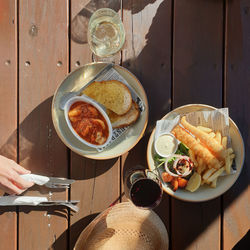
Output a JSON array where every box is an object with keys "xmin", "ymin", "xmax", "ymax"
[
  {"xmin": 154, "ymin": 132, "xmax": 178, "ymax": 158},
  {"xmin": 64, "ymin": 95, "xmax": 113, "ymax": 149}
]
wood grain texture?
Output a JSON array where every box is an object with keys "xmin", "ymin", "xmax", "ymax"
[
  {"xmin": 172, "ymin": 1, "xmax": 223, "ymax": 249},
  {"xmin": 223, "ymin": 1, "xmax": 250, "ymax": 249},
  {"xmin": 71, "ymin": 0, "xmax": 93, "ymax": 69},
  {"xmin": 0, "ymin": 1, "xmax": 249, "ymax": 249},
  {"xmin": 122, "ymin": 0, "xmax": 172, "ymax": 243},
  {"xmin": 71, "ymin": 0, "xmax": 121, "ymax": 66},
  {"xmin": 173, "ymin": 0, "xmax": 223, "ymax": 108},
  {"xmin": 70, "ymin": 1, "xmax": 121, "ymax": 248},
  {"xmin": 0, "ymin": 1, "xmax": 17, "ymax": 249},
  {"xmin": 18, "ymin": 1, "xmax": 69, "ymax": 249},
  {"xmin": 69, "ymin": 154, "xmax": 120, "ymax": 248},
  {"xmin": 123, "ymin": 0, "xmax": 172, "ymax": 128}
]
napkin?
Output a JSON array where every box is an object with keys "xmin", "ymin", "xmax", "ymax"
[
  {"xmin": 21, "ymin": 174, "xmax": 50, "ymax": 185},
  {"xmin": 0, "ymin": 196, "xmax": 48, "ymax": 206}
]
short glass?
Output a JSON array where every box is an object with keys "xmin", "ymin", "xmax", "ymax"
[
  {"xmin": 87, "ymin": 8, "xmax": 125, "ymax": 58},
  {"xmin": 124, "ymin": 166, "xmax": 163, "ymax": 209}
]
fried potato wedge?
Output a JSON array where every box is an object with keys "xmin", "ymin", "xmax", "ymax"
[
  {"xmin": 207, "ymin": 167, "xmax": 225, "ymax": 183},
  {"xmin": 197, "ymin": 126, "xmax": 212, "ymax": 133}
]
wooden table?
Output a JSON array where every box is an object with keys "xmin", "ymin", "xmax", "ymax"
[{"xmin": 0, "ymin": 1, "xmax": 249, "ymax": 249}]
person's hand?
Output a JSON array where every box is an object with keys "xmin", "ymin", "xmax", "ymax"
[{"xmin": 0, "ymin": 155, "xmax": 34, "ymax": 195}]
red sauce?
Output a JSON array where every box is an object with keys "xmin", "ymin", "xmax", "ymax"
[{"xmin": 68, "ymin": 101, "xmax": 109, "ymax": 145}]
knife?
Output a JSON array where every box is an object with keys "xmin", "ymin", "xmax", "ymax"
[
  {"xmin": 0, "ymin": 196, "xmax": 80, "ymax": 212},
  {"xmin": 21, "ymin": 174, "xmax": 75, "ymax": 189}
]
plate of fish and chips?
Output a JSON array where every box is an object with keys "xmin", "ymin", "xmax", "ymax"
[
  {"xmin": 52, "ymin": 62, "xmax": 148, "ymax": 160},
  {"xmin": 147, "ymin": 104, "xmax": 245, "ymax": 202}
]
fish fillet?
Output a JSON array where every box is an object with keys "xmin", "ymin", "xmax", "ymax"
[
  {"xmin": 180, "ymin": 116, "xmax": 226, "ymax": 161},
  {"xmin": 172, "ymin": 125, "xmax": 221, "ymax": 169}
]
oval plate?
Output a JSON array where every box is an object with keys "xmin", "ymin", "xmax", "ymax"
[
  {"xmin": 147, "ymin": 104, "xmax": 245, "ymax": 202},
  {"xmin": 52, "ymin": 62, "xmax": 148, "ymax": 160}
]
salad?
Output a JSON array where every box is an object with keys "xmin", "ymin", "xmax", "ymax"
[{"xmin": 154, "ymin": 143, "xmax": 195, "ymax": 192}]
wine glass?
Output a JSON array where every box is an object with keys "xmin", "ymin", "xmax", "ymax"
[
  {"xmin": 124, "ymin": 166, "xmax": 163, "ymax": 209},
  {"xmin": 87, "ymin": 8, "xmax": 125, "ymax": 61}
]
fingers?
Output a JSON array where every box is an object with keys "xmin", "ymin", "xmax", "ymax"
[
  {"xmin": 0, "ymin": 156, "xmax": 33, "ymax": 195},
  {"xmin": 0, "ymin": 178, "xmax": 25, "ymax": 195},
  {"xmin": 5, "ymin": 160, "xmax": 33, "ymax": 188},
  {"xmin": 0, "ymin": 184, "xmax": 14, "ymax": 195},
  {"xmin": 12, "ymin": 175, "xmax": 34, "ymax": 190},
  {"xmin": 9, "ymin": 161, "xmax": 31, "ymax": 175}
]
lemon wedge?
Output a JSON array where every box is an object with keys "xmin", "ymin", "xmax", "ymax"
[{"xmin": 186, "ymin": 172, "xmax": 201, "ymax": 192}]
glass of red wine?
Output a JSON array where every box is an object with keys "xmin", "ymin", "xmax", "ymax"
[{"xmin": 124, "ymin": 166, "xmax": 163, "ymax": 209}]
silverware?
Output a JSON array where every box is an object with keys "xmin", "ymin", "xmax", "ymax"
[
  {"xmin": 0, "ymin": 196, "xmax": 80, "ymax": 212},
  {"xmin": 21, "ymin": 174, "xmax": 75, "ymax": 189},
  {"xmin": 39, "ymin": 200, "xmax": 80, "ymax": 212},
  {"xmin": 44, "ymin": 177, "xmax": 75, "ymax": 189},
  {"xmin": 59, "ymin": 63, "xmax": 114, "ymax": 110}
]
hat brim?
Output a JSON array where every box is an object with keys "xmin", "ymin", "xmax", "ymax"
[{"xmin": 74, "ymin": 202, "xmax": 169, "ymax": 250}]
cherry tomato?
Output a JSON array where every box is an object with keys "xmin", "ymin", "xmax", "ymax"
[
  {"xmin": 177, "ymin": 177, "xmax": 188, "ymax": 188},
  {"xmin": 161, "ymin": 172, "xmax": 174, "ymax": 183},
  {"xmin": 171, "ymin": 178, "xmax": 179, "ymax": 191}
]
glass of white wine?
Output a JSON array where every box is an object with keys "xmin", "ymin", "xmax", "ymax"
[{"xmin": 88, "ymin": 8, "xmax": 125, "ymax": 58}]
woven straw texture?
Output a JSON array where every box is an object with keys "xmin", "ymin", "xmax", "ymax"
[{"xmin": 74, "ymin": 202, "xmax": 169, "ymax": 250}]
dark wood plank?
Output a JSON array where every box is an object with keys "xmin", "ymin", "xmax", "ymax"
[
  {"xmin": 0, "ymin": 1, "xmax": 17, "ymax": 249},
  {"xmin": 122, "ymin": 0, "xmax": 172, "ymax": 241},
  {"xmin": 123, "ymin": 0, "xmax": 172, "ymax": 127},
  {"xmin": 70, "ymin": 1, "xmax": 121, "ymax": 248},
  {"xmin": 18, "ymin": 1, "xmax": 69, "ymax": 249},
  {"xmin": 173, "ymin": 0, "xmax": 223, "ymax": 108},
  {"xmin": 223, "ymin": 1, "xmax": 250, "ymax": 249},
  {"xmin": 172, "ymin": 1, "xmax": 224, "ymax": 249}
]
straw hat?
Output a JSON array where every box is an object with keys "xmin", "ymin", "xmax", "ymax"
[{"xmin": 74, "ymin": 202, "xmax": 169, "ymax": 250}]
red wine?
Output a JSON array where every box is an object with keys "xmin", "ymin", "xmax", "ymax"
[{"xmin": 130, "ymin": 178, "xmax": 162, "ymax": 208}]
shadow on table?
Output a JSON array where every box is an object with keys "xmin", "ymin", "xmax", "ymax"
[
  {"xmin": 0, "ymin": 205, "xmax": 69, "ymax": 218},
  {"xmin": 52, "ymin": 212, "xmax": 100, "ymax": 250},
  {"xmin": 71, "ymin": 0, "xmax": 157, "ymax": 45},
  {"xmin": 232, "ymin": 230, "xmax": 250, "ymax": 250},
  {"xmin": 0, "ymin": 96, "xmax": 115, "ymax": 180},
  {"xmin": 0, "ymin": 0, "xmax": 248, "ymax": 249}
]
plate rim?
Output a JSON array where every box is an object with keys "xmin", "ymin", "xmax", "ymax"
[
  {"xmin": 52, "ymin": 62, "xmax": 149, "ymax": 160},
  {"xmin": 146, "ymin": 103, "xmax": 245, "ymax": 202}
]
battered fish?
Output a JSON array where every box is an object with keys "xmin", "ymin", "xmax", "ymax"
[
  {"xmin": 180, "ymin": 116, "xmax": 227, "ymax": 161},
  {"xmin": 172, "ymin": 125, "xmax": 221, "ymax": 169}
]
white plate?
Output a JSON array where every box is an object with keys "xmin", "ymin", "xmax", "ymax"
[
  {"xmin": 147, "ymin": 104, "xmax": 245, "ymax": 202},
  {"xmin": 52, "ymin": 62, "xmax": 148, "ymax": 160}
]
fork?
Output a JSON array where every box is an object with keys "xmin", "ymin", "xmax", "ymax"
[
  {"xmin": 21, "ymin": 174, "xmax": 75, "ymax": 189},
  {"xmin": 39, "ymin": 201, "xmax": 80, "ymax": 212},
  {"xmin": 43, "ymin": 177, "xmax": 75, "ymax": 189}
]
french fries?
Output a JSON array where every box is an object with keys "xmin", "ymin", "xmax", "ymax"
[
  {"xmin": 230, "ymin": 154, "xmax": 235, "ymax": 159},
  {"xmin": 222, "ymin": 136, "xmax": 227, "ymax": 148},
  {"xmin": 181, "ymin": 116, "xmax": 227, "ymax": 161},
  {"xmin": 172, "ymin": 125, "xmax": 221, "ymax": 169},
  {"xmin": 225, "ymin": 155, "xmax": 232, "ymax": 174},
  {"xmin": 197, "ymin": 126, "xmax": 212, "ymax": 133},
  {"xmin": 210, "ymin": 178, "xmax": 217, "ymax": 188},
  {"xmin": 208, "ymin": 132, "xmax": 215, "ymax": 138},
  {"xmin": 215, "ymin": 131, "xmax": 222, "ymax": 144},
  {"xmin": 227, "ymin": 147, "xmax": 233, "ymax": 155},
  {"xmin": 202, "ymin": 168, "xmax": 217, "ymax": 183},
  {"xmin": 171, "ymin": 117, "xmax": 235, "ymax": 192},
  {"xmin": 207, "ymin": 167, "xmax": 225, "ymax": 183}
]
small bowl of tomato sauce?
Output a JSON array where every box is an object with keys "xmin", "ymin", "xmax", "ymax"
[{"xmin": 64, "ymin": 95, "xmax": 113, "ymax": 149}]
